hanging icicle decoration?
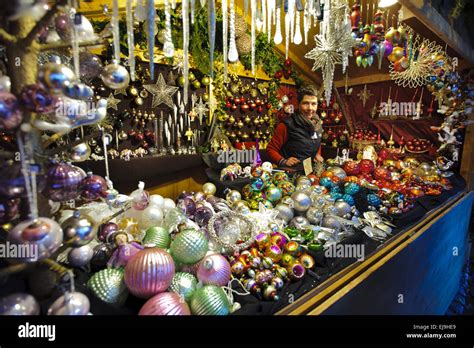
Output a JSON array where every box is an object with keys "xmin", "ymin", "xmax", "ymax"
[
  {"xmin": 222, "ymin": 0, "xmax": 228, "ymax": 82},
  {"xmin": 163, "ymin": 0, "xmax": 175, "ymax": 58},
  {"xmin": 126, "ymin": 0, "xmax": 136, "ymax": 81},
  {"xmin": 284, "ymin": 0, "xmax": 291, "ymax": 58},
  {"xmin": 251, "ymin": 0, "xmax": 256, "ymax": 75},
  {"xmin": 71, "ymin": 6, "xmax": 80, "ymax": 78},
  {"xmin": 262, "ymin": 0, "xmax": 266, "ymax": 34},
  {"xmin": 294, "ymin": 5, "xmax": 302, "ymax": 45},
  {"xmin": 244, "ymin": 0, "xmax": 249, "ymax": 18},
  {"xmin": 147, "ymin": 0, "xmax": 156, "ymax": 80},
  {"xmin": 274, "ymin": 1, "xmax": 283, "ymax": 45},
  {"xmin": 191, "ymin": 0, "xmax": 196, "ymax": 24},
  {"xmin": 208, "ymin": 0, "xmax": 216, "ymax": 78},
  {"xmin": 289, "ymin": 0, "xmax": 295, "ymax": 44},
  {"xmin": 183, "ymin": 0, "xmax": 190, "ymax": 105},
  {"xmin": 228, "ymin": 0, "xmax": 239, "ymax": 63},
  {"xmin": 112, "ymin": 0, "xmax": 121, "ymax": 62},
  {"xmin": 267, "ymin": 0, "xmax": 275, "ymax": 43}
]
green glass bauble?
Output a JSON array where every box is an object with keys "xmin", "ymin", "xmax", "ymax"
[
  {"xmin": 170, "ymin": 229, "xmax": 208, "ymax": 264},
  {"xmin": 87, "ymin": 268, "xmax": 128, "ymax": 306},
  {"xmin": 168, "ymin": 272, "xmax": 198, "ymax": 302},
  {"xmin": 190, "ymin": 285, "xmax": 230, "ymax": 315},
  {"xmin": 143, "ymin": 226, "xmax": 171, "ymax": 248}
]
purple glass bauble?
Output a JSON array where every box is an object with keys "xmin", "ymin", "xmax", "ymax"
[
  {"xmin": 194, "ymin": 205, "xmax": 213, "ymax": 227},
  {"xmin": 177, "ymin": 197, "xmax": 196, "ymax": 217},
  {"xmin": 0, "ymin": 197, "xmax": 21, "ymax": 224},
  {"xmin": 177, "ymin": 191, "xmax": 194, "ymax": 200},
  {"xmin": 81, "ymin": 174, "xmax": 107, "ymax": 201},
  {"xmin": 98, "ymin": 222, "xmax": 119, "ymax": 242},
  {"xmin": 0, "ymin": 92, "xmax": 22, "ymax": 130},
  {"xmin": 20, "ymin": 84, "xmax": 57, "ymax": 113},
  {"xmin": 79, "ymin": 52, "xmax": 103, "ymax": 81},
  {"xmin": 55, "ymin": 14, "xmax": 72, "ymax": 41},
  {"xmin": 8, "ymin": 217, "xmax": 63, "ymax": 262},
  {"xmin": 43, "ymin": 162, "xmax": 86, "ymax": 202}
]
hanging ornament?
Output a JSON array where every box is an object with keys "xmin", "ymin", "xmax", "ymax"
[
  {"xmin": 69, "ymin": 141, "xmax": 91, "ymax": 162},
  {"xmin": 208, "ymin": 0, "xmax": 216, "ymax": 77},
  {"xmin": 251, "ymin": 0, "xmax": 256, "ymax": 74},
  {"xmin": 125, "ymin": 0, "xmax": 136, "ymax": 81},
  {"xmin": 357, "ymin": 84, "xmax": 373, "ymax": 108},
  {"xmin": 222, "ymin": 0, "xmax": 228, "ymax": 81},
  {"xmin": 139, "ymin": 292, "xmax": 191, "ymax": 315},
  {"xmin": 8, "ymin": 217, "xmax": 63, "ymax": 262},
  {"xmin": 228, "ymin": 0, "xmax": 239, "ymax": 62},
  {"xmin": 130, "ymin": 181, "xmax": 150, "ymax": 210},
  {"xmin": 38, "ymin": 62, "xmax": 76, "ymax": 92},
  {"xmin": 81, "ymin": 173, "xmax": 108, "ymax": 201},
  {"xmin": 20, "ymin": 84, "xmax": 57, "ymax": 113},
  {"xmin": 43, "ymin": 162, "xmax": 86, "ymax": 202},
  {"xmin": 101, "ymin": 61, "xmax": 130, "ymax": 90},
  {"xmin": 124, "ymin": 248, "xmax": 175, "ymax": 298},
  {"xmin": 87, "ymin": 268, "xmax": 128, "ymax": 306},
  {"xmin": 163, "ymin": 0, "xmax": 175, "ymax": 58},
  {"xmin": 183, "ymin": 0, "xmax": 190, "ymax": 104}
]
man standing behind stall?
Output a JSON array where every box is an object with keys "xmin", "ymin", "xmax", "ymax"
[{"xmin": 267, "ymin": 85, "xmax": 324, "ymax": 168}]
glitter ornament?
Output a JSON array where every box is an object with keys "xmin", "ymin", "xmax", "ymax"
[
  {"xmin": 170, "ymin": 229, "xmax": 208, "ymax": 264},
  {"xmin": 168, "ymin": 272, "xmax": 198, "ymax": 302},
  {"xmin": 87, "ymin": 268, "xmax": 128, "ymax": 306},
  {"xmin": 190, "ymin": 285, "xmax": 231, "ymax": 315}
]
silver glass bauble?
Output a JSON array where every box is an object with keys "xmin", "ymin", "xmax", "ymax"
[{"xmin": 100, "ymin": 61, "xmax": 130, "ymax": 90}]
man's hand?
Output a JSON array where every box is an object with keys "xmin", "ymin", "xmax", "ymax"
[
  {"xmin": 315, "ymin": 154, "xmax": 324, "ymax": 162},
  {"xmin": 285, "ymin": 157, "xmax": 300, "ymax": 166}
]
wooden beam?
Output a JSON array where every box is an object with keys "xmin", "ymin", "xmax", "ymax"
[
  {"xmin": 398, "ymin": 0, "xmax": 474, "ymax": 65},
  {"xmin": 334, "ymin": 73, "xmax": 392, "ymax": 88}
]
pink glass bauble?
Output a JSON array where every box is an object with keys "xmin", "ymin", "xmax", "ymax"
[
  {"xmin": 197, "ymin": 253, "xmax": 231, "ymax": 286},
  {"xmin": 139, "ymin": 292, "xmax": 190, "ymax": 315},
  {"xmin": 124, "ymin": 248, "xmax": 175, "ymax": 298}
]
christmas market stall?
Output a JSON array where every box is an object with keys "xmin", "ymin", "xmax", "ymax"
[{"xmin": 0, "ymin": 0, "xmax": 473, "ymax": 317}]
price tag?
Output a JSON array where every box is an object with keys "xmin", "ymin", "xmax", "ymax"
[{"xmin": 303, "ymin": 157, "xmax": 313, "ymax": 176}]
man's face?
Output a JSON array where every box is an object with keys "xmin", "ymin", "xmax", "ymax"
[{"xmin": 299, "ymin": 95, "xmax": 318, "ymax": 120}]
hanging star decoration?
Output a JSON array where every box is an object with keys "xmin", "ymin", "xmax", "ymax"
[
  {"xmin": 106, "ymin": 93, "xmax": 121, "ymax": 110},
  {"xmin": 194, "ymin": 96, "xmax": 209, "ymax": 123},
  {"xmin": 357, "ymin": 84, "xmax": 374, "ymax": 107},
  {"xmin": 305, "ymin": 33, "xmax": 341, "ymax": 104},
  {"xmin": 305, "ymin": 0, "xmax": 356, "ymax": 104},
  {"xmin": 249, "ymin": 203, "xmax": 280, "ymax": 231},
  {"xmin": 143, "ymin": 73, "xmax": 179, "ymax": 109}
]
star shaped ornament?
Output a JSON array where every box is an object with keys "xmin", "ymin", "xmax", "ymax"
[
  {"xmin": 194, "ymin": 96, "xmax": 209, "ymax": 123},
  {"xmin": 114, "ymin": 87, "xmax": 128, "ymax": 96},
  {"xmin": 106, "ymin": 93, "xmax": 121, "ymax": 110},
  {"xmin": 357, "ymin": 84, "xmax": 373, "ymax": 107},
  {"xmin": 143, "ymin": 73, "xmax": 179, "ymax": 109}
]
